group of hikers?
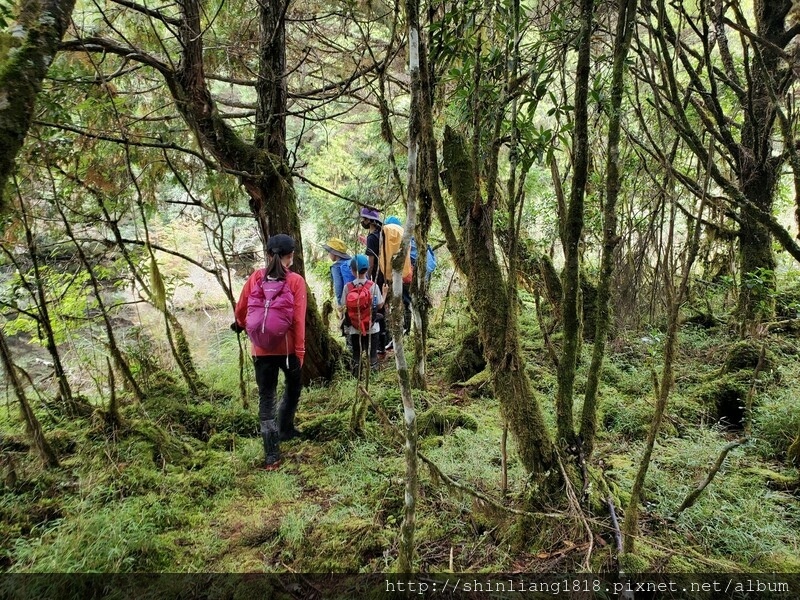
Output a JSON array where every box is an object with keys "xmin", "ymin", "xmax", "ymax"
[{"xmin": 230, "ymin": 207, "xmax": 436, "ymax": 470}]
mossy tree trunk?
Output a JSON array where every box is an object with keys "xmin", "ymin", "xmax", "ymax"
[
  {"xmin": 733, "ymin": 0, "xmax": 787, "ymax": 329},
  {"xmin": 0, "ymin": 0, "xmax": 77, "ymax": 211},
  {"xmin": 179, "ymin": 0, "xmax": 339, "ymax": 383},
  {"xmin": 556, "ymin": 0, "xmax": 593, "ymax": 452},
  {"xmin": 737, "ymin": 164, "xmax": 778, "ymax": 329},
  {"xmin": 396, "ymin": 0, "xmax": 422, "ymax": 570},
  {"xmin": 442, "ymin": 126, "xmax": 557, "ymax": 480},
  {"xmin": 580, "ymin": 0, "xmax": 638, "ymax": 458},
  {"xmin": 0, "ymin": 329, "xmax": 59, "ymax": 468},
  {"xmin": 408, "ymin": 0, "xmax": 443, "ymax": 391}
]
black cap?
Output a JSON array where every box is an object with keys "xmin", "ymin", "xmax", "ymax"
[{"xmin": 267, "ymin": 234, "xmax": 295, "ymax": 256}]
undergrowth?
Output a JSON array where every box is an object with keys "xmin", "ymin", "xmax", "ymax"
[{"xmin": 1, "ymin": 303, "xmax": 799, "ymax": 574}]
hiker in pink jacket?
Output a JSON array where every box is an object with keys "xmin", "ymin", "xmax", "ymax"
[{"xmin": 232, "ymin": 234, "xmax": 307, "ymax": 470}]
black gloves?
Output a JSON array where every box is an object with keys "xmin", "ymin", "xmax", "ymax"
[{"xmin": 230, "ymin": 321, "xmax": 245, "ymax": 333}]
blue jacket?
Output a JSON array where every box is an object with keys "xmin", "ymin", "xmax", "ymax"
[{"xmin": 332, "ymin": 258, "xmax": 355, "ymax": 305}]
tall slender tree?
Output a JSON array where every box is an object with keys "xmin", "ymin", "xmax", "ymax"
[
  {"xmin": 0, "ymin": 0, "xmax": 77, "ymax": 210},
  {"xmin": 634, "ymin": 0, "xmax": 800, "ymax": 329}
]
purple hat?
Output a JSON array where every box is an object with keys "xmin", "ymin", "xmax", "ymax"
[{"xmin": 359, "ymin": 206, "xmax": 383, "ymax": 224}]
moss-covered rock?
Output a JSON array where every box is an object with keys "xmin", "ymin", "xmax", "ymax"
[
  {"xmin": 127, "ymin": 420, "xmax": 203, "ymax": 468},
  {"xmin": 417, "ymin": 406, "xmax": 478, "ymax": 436},
  {"xmin": 207, "ymin": 431, "xmax": 236, "ymax": 451},
  {"xmin": 682, "ymin": 312, "xmax": 719, "ymax": 329},
  {"xmin": 445, "ymin": 328, "xmax": 486, "ymax": 383},
  {"xmin": 600, "ymin": 394, "xmax": 677, "ymax": 440},
  {"xmin": 302, "ymin": 411, "xmax": 355, "ymax": 442},
  {"xmin": 722, "ymin": 340, "xmax": 770, "ymax": 374},
  {"xmin": 46, "ymin": 429, "xmax": 78, "ymax": 456},
  {"xmin": 774, "ymin": 283, "xmax": 800, "ymax": 320},
  {"xmin": 139, "ymin": 395, "xmax": 259, "ymax": 442},
  {"xmin": 453, "ymin": 367, "xmax": 494, "ymax": 398},
  {"xmin": 696, "ymin": 373, "xmax": 751, "ymax": 430}
]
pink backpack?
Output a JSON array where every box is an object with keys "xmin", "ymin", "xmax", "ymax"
[{"xmin": 245, "ymin": 275, "xmax": 295, "ymax": 351}]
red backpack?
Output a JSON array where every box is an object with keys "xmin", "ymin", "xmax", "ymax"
[
  {"xmin": 245, "ymin": 274, "xmax": 295, "ymax": 351},
  {"xmin": 345, "ymin": 280, "xmax": 374, "ymax": 335}
]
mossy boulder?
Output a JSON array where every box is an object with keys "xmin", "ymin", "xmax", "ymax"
[
  {"xmin": 207, "ymin": 431, "xmax": 236, "ymax": 451},
  {"xmin": 302, "ymin": 411, "xmax": 354, "ymax": 442},
  {"xmin": 46, "ymin": 429, "xmax": 78, "ymax": 455},
  {"xmin": 140, "ymin": 396, "xmax": 259, "ymax": 441},
  {"xmin": 417, "ymin": 406, "xmax": 478, "ymax": 436},
  {"xmin": 682, "ymin": 312, "xmax": 719, "ymax": 329},
  {"xmin": 445, "ymin": 328, "xmax": 486, "ymax": 383},
  {"xmin": 128, "ymin": 420, "xmax": 202, "ymax": 468},
  {"xmin": 774, "ymin": 283, "xmax": 800, "ymax": 320},
  {"xmin": 722, "ymin": 340, "xmax": 770, "ymax": 374},
  {"xmin": 600, "ymin": 394, "xmax": 675, "ymax": 440},
  {"xmin": 453, "ymin": 367, "xmax": 493, "ymax": 398},
  {"xmin": 696, "ymin": 374, "xmax": 750, "ymax": 431},
  {"xmin": 299, "ymin": 516, "xmax": 392, "ymax": 571}
]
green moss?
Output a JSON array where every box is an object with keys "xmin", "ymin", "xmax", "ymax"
[
  {"xmin": 774, "ymin": 282, "xmax": 800, "ymax": 320},
  {"xmin": 723, "ymin": 340, "xmax": 770, "ymax": 373},
  {"xmin": 445, "ymin": 328, "xmax": 486, "ymax": 384},
  {"xmin": 600, "ymin": 392, "xmax": 667, "ymax": 440},
  {"xmin": 417, "ymin": 406, "xmax": 478, "ymax": 436},
  {"xmin": 743, "ymin": 467, "xmax": 798, "ymax": 490},
  {"xmin": 619, "ymin": 552, "xmax": 650, "ymax": 572},
  {"xmin": 302, "ymin": 411, "xmax": 354, "ymax": 442},
  {"xmin": 113, "ymin": 420, "xmax": 204, "ymax": 470},
  {"xmin": 696, "ymin": 373, "xmax": 752, "ymax": 430},
  {"xmin": 751, "ymin": 388, "xmax": 800, "ymax": 460}
]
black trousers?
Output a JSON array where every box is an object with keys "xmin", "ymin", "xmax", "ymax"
[
  {"xmin": 402, "ymin": 282, "xmax": 412, "ymax": 334},
  {"xmin": 253, "ymin": 354, "xmax": 302, "ymax": 431},
  {"xmin": 350, "ymin": 333, "xmax": 379, "ymax": 374}
]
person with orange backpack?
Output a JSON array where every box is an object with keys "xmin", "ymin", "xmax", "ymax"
[
  {"xmin": 231, "ymin": 234, "xmax": 307, "ymax": 471},
  {"xmin": 382, "ymin": 216, "xmax": 414, "ymax": 342},
  {"xmin": 341, "ymin": 254, "xmax": 385, "ymax": 376}
]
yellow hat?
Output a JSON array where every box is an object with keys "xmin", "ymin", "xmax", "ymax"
[{"xmin": 322, "ymin": 238, "xmax": 350, "ymax": 259}]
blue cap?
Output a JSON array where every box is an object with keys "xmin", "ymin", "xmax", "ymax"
[
  {"xmin": 385, "ymin": 215, "xmax": 402, "ymax": 226},
  {"xmin": 351, "ymin": 254, "xmax": 369, "ymax": 273}
]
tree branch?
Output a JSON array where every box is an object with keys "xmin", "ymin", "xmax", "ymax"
[
  {"xmin": 672, "ymin": 438, "xmax": 747, "ymax": 518},
  {"xmin": 109, "ymin": 0, "xmax": 182, "ymax": 27}
]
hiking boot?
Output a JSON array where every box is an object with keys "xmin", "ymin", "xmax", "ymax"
[
  {"xmin": 260, "ymin": 459, "xmax": 282, "ymax": 471},
  {"xmin": 384, "ymin": 340, "xmax": 394, "ymax": 352},
  {"xmin": 261, "ymin": 419, "xmax": 281, "ymax": 468}
]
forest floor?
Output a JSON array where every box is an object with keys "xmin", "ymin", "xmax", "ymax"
[{"xmin": 1, "ymin": 292, "xmax": 799, "ymax": 576}]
